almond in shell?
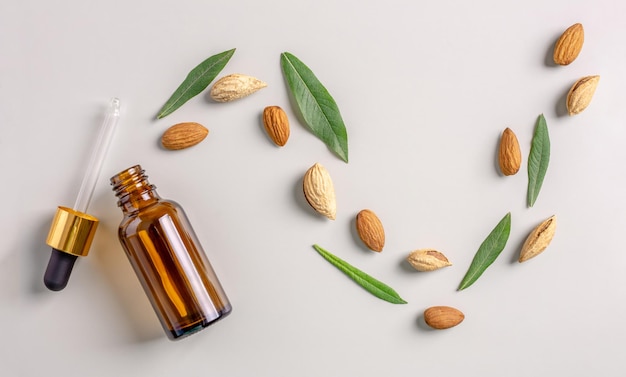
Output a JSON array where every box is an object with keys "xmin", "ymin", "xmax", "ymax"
[
  {"xmin": 356, "ymin": 209, "xmax": 385, "ymax": 252},
  {"xmin": 566, "ymin": 75, "xmax": 600, "ymax": 116},
  {"xmin": 161, "ymin": 122, "xmax": 209, "ymax": 150},
  {"xmin": 210, "ymin": 73, "xmax": 267, "ymax": 102},
  {"xmin": 303, "ymin": 163, "xmax": 336, "ymax": 220},
  {"xmin": 519, "ymin": 215, "xmax": 557, "ymax": 262},
  {"xmin": 407, "ymin": 249, "xmax": 452, "ymax": 271}
]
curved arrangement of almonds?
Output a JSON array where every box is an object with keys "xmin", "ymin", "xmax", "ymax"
[{"xmin": 153, "ymin": 23, "xmax": 599, "ymax": 331}]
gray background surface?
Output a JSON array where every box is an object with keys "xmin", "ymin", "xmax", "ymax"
[{"xmin": 3, "ymin": 0, "xmax": 625, "ymax": 376}]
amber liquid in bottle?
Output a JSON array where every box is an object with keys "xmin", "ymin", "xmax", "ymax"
[{"xmin": 111, "ymin": 165, "xmax": 231, "ymax": 340}]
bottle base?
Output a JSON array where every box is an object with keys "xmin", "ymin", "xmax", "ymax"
[{"xmin": 167, "ymin": 304, "xmax": 232, "ymax": 341}]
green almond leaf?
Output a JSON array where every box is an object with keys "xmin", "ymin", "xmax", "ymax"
[
  {"xmin": 312, "ymin": 244, "xmax": 407, "ymax": 304},
  {"xmin": 458, "ymin": 212, "xmax": 511, "ymax": 291},
  {"xmin": 527, "ymin": 114, "xmax": 551, "ymax": 207},
  {"xmin": 281, "ymin": 52, "xmax": 349, "ymax": 162},
  {"xmin": 157, "ymin": 48, "xmax": 235, "ymax": 119}
]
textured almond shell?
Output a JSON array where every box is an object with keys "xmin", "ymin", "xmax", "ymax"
[
  {"xmin": 566, "ymin": 75, "xmax": 600, "ymax": 116},
  {"xmin": 424, "ymin": 306, "xmax": 465, "ymax": 330},
  {"xmin": 161, "ymin": 122, "xmax": 209, "ymax": 150},
  {"xmin": 303, "ymin": 163, "xmax": 336, "ymax": 220},
  {"xmin": 210, "ymin": 74, "xmax": 267, "ymax": 102},
  {"xmin": 498, "ymin": 127, "xmax": 522, "ymax": 176},
  {"xmin": 553, "ymin": 23, "xmax": 584, "ymax": 65},
  {"xmin": 263, "ymin": 106, "xmax": 290, "ymax": 146},
  {"xmin": 407, "ymin": 249, "xmax": 452, "ymax": 271},
  {"xmin": 356, "ymin": 209, "xmax": 385, "ymax": 252},
  {"xmin": 519, "ymin": 215, "xmax": 557, "ymax": 262}
]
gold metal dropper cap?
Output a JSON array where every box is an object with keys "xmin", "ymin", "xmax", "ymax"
[{"xmin": 46, "ymin": 206, "xmax": 99, "ymax": 257}]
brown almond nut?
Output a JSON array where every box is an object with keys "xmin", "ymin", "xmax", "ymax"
[
  {"xmin": 302, "ymin": 163, "xmax": 336, "ymax": 220},
  {"xmin": 356, "ymin": 209, "xmax": 385, "ymax": 252},
  {"xmin": 161, "ymin": 122, "xmax": 209, "ymax": 150},
  {"xmin": 263, "ymin": 106, "xmax": 290, "ymax": 146},
  {"xmin": 407, "ymin": 249, "xmax": 452, "ymax": 271},
  {"xmin": 210, "ymin": 74, "xmax": 267, "ymax": 102},
  {"xmin": 498, "ymin": 127, "xmax": 522, "ymax": 176},
  {"xmin": 424, "ymin": 306, "xmax": 465, "ymax": 330},
  {"xmin": 566, "ymin": 75, "xmax": 600, "ymax": 116},
  {"xmin": 553, "ymin": 23, "xmax": 584, "ymax": 65},
  {"xmin": 519, "ymin": 215, "xmax": 557, "ymax": 262}
]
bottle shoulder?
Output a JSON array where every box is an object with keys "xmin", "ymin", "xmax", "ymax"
[{"xmin": 118, "ymin": 199, "xmax": 185, "ymax": 233}]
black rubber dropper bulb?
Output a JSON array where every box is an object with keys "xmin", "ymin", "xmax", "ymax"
[
  {"xmin": 44, "ymin": 249, "xmax": 78, "ymax": 291},
  {"xmin": 44, "ymin": 206, "xmax": 98, "ymax": 292}
]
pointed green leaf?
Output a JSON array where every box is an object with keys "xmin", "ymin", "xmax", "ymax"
[
  {"xmin": 157, "ymin": 48, "xmax": 236, "ymax": 119},
  {"xmin": 458, "ymin": 212, "xmax": 511, "ymax": 291},
  {"xmin": 527, "ymin": 114, "xmax": 551, "ymax": 207},
  {"xmin": 281, "ymin": 52, "xmax": 349, "ymax": 162},
  {"xmin": 312, "ymin": 244, "xmax": 406, "ymax": 304}
]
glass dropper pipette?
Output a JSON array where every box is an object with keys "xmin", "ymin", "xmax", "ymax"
[
  {"xmin": 44, "ymin": 98, "xmax": 121, "ymax": 291},
  {"xmin": 73, "ymin": 98, "xmax": 120, "ymax": 213}
]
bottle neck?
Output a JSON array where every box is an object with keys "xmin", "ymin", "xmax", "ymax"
[{"xmin": 110, "ymin": 165, "xmax": 161, "ymax": 214}]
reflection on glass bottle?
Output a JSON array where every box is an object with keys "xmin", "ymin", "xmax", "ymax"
[{"xmin": 111, "ymin": 165, "xmax": 231, "ymax": 340}]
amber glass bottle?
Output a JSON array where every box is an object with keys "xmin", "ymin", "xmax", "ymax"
[{"xmin": 110, "ymin": 165, "xmax": 231, "ymax": 340}]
